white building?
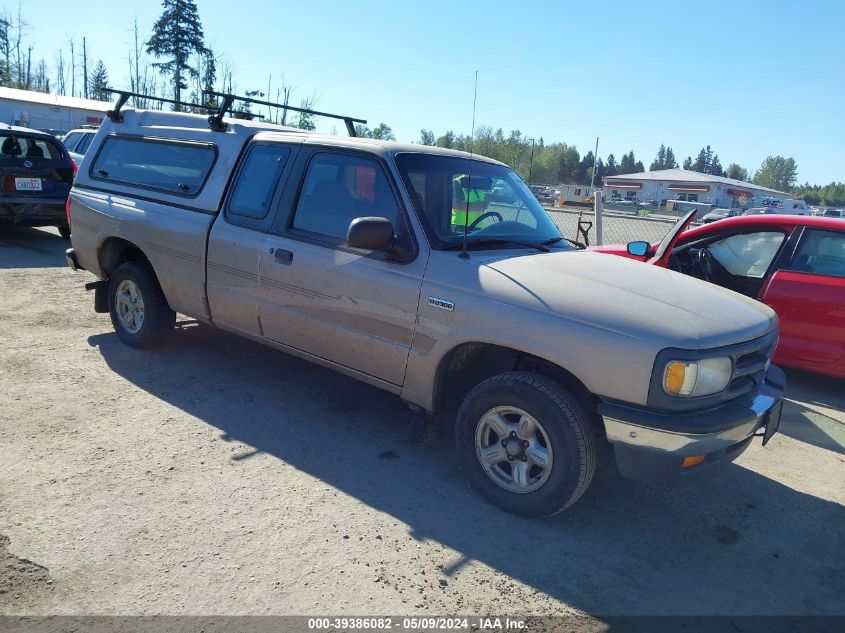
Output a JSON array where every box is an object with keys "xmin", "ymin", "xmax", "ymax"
[
  {"xmin": 603, "ymin": 168, "xmax": 787, "ymax": 210},
  {"xmin": 557, "ymin": 184, "xmax": 599, "ymax": 206},
  {"xmin": 0, "ymin": 87, "xmax": 112, "ymax": 134}
]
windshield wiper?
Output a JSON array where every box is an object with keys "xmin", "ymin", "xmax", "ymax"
[
  {"xmin": 542, "ymin": 235, "xmax": 584, "ymax": 250},
  {"xmin": 444, "ymin": 238, "xmax": 549, "ymax": 253},
  {"xmin": 541, "ymin": 237, "xmax": 567, "ymax": 246}
]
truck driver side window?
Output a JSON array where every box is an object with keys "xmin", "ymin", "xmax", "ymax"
[{"xmin": 292, "ymin": 152, "xmax": 402, "ymax": 242}]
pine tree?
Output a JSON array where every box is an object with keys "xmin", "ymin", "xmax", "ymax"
[
  {"xmin": 605, "ymin": 154, "xmax": 617, "ymax": 176},
  {"xmin": 664, "ymin": 147, "xmax": 678, "ymax": 169},
  {"xmin": 146, "ymin": 0, "xmax": 207, "ymax": 109},
  {"xmin": 619, "ymin": 150, "xmax": 637, "ymax": 174},
  {"xmin": 692, "ymin": 148, "xmax": 708, "ymax": 173},
  {"xmin": 710, "ymin": 154, "xmax": 723, "ymax": 177},
  {"xmin": 650, "ymin": 144, "xmax": 667, "ymax": 171},
  {"xmin": 89, "ymin": 59, "xmax": 109, "ymax": 101},
  {"xmin": 578, "ymin": 151, "xmax": 594, "ymax": 184},
  {"xmin": 200, "ymin": 49, "xmax": 216, "ymax": 108},
  {"xmin": 683, "ymin": 156, "xmax": 692, "ymax": 170}
]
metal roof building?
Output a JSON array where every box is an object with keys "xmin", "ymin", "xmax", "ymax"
[
  {"xmin": 603, "ymin": 168, "xmax": 787, "ymax": 209},
  {"xmin": 0, "ymin": 87, "xmax": 111, "ymax": 134}
]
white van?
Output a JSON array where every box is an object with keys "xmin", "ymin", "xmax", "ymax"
[
  {"xmin": 749, "ymin": 196, "xmax": 809, "ymax": 215},
  {"xmin": 779, "ymin": 199, "xmax": 810, "ymax": 215}
]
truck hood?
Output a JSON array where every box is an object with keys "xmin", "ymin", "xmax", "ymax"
[{"xmin": 476, "ymin": 249, "xmax": 777, "ymax": 350}]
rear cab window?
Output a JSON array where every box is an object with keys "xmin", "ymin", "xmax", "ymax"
[
  {"xmin": 227, "ymin": 144, "xmax": 291, "ymax": 220},
  {"xmin": 89, "ymin": 135, "xmax": 216, "ymax": 197}
]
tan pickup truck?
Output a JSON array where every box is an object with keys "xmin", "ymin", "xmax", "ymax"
[{"xmin": 65, "ymin": 97, "xmax": 785, "ymax": 517}]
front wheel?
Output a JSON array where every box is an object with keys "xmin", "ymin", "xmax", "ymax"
[
  {"xmin": 455, "ymin": 372, "xmax": 596, "ymax": 518},
  {"xmin": 108, "ymin": 260, "xmax": 175, "ymax": 349}
]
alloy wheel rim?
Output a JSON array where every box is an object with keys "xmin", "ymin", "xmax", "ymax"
[
  {"xmin": 474, "ymin": 406, "xmax": 554, "ymax": 494},
  {"xmin": 115, "ymin": 279, "xmax": 145, "ymax": 334}
]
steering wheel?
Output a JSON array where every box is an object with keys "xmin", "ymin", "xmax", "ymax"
[
  {"xmin": 467, "ymin": 211, "xmax": 504, "ymax": 231},
  {"xmin": 698, "ymin": 248, "xmax": 715, "ymax": 282}
]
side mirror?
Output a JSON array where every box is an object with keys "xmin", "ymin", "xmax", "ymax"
[
  {"xmin": 627, "ymin": 241, "xmax": 650, "ymax": 257},
  {"xmin": 347, "ymin": 217, "xmax": 396, "ymax": 252}
]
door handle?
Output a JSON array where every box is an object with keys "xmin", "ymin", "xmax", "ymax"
[{"xmin": 272, "ymin": 248, "xmax": 294, "ymax": 265}]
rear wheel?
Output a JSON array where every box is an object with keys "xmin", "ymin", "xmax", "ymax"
[
  {"xmin": 57, "ymin": 225, "xmax": 71, "ymax": 239},
  {"xmin": 455, "ymin": 372, "xmax": 596, "ymax": 518},
  {"xmin": 108, "ymin": 260, "xmax": 175, "ymax": 349}
]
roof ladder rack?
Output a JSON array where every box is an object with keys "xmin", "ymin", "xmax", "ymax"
[
  {"xmin": 203, "ymin": 90, "xmax": 366, "ymax": 136},
  {"xmin": 104, "ymin": 89, "xmax": 218, "ymax": 122}
]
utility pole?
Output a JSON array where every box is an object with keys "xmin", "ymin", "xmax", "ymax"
[
  {"xmin": 592, "ymin": 137, "xmax": 602, "ymax": 246},
  {"xmin": 70, "ymin": 39, "xmax": 75, "ymax": 97},
  {"xmin": 82, "ymin": 36, "xmax": 88, "ymax": 99},
  {"xmin": 528, "ymin": 138, "xmax": 536, "ymax": 184}
]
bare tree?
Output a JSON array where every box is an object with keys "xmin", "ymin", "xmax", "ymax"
[
  {"xmin": 23, "ymin": 44, "xmax": 31, "ymax": 88},
  {"xmin": 13, "ymin": 3, "xmax": 24, "ymax": 86},
  {"xmin": 70, "ymin": 37, "xmax": 76, "ymax": 96},
  {"xmin": 128, "ymin": 16, "xmax": 158, "ymax": 108},
  {"xmin": 55, "ymin": 48, "xmax": 67, "ymax": 94},
  {"xmin": 32, "ymin": 58, "xmax": 48, "ymax": 92}
]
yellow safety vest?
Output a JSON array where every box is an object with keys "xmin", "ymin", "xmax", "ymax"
[{"xmin": 451, "ymin": 176, "xmax": 486, "ymax": 226}]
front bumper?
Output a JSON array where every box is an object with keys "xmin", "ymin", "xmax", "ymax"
[{"xmin": 599, "ymin": 365, "xmax": 786, "ymax": 484}]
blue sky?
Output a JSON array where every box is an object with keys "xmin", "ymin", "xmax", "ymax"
[{"xmin": 19, "ymin": 0, "xmax": 845, "ymax": 183}]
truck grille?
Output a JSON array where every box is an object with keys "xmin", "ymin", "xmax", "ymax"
[{"xmin": 724, "ymin": 333, "xmax": 777, "ymax": 399}]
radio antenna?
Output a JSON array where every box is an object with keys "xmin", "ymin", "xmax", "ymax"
[{"xmin": 459, "ymin": 70, "xmax": 479, "ymax": 260}]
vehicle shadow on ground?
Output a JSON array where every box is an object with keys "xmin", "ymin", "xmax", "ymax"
[
  {"xmin": 88, "ymin": 326, "xmax": 845, "ymax": 617},
  {"xmin": 0, "ymin": 224, "xmax": 68, "ymax": 269},
  {"xmin": 781, "ymin": 369, "xmax": 845, "ymax": 455}
]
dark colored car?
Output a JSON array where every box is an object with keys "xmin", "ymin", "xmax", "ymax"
[
  {"xmin": 701, "ymin": 208, "xmax": 739, "ymax": 223},
  {"xmin": 0, "ymin": 124, "xmax": 76, "ymax": 238},
  {"xmin": 591, "ymin": 213, "xmax": 845, "ymax": 378}
]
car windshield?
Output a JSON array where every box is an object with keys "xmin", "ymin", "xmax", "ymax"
[{"xmin": 395, "ymin": 152, "xmax": 567, "ymax": 250}]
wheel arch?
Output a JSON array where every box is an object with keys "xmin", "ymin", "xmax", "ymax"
[
  {"xmin": 98, "ymin": 236, "xmax": 150, "ymax": 278},
  {"xmin": 431, "ymin": 342, "xmax": 603, "ymax": 436}
]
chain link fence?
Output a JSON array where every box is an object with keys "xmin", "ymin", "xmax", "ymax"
[{"xmin": 545, "ymin": 205, "xmax": 686, "ymax": 247}]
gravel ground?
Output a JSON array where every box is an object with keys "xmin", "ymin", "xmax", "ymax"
[{"xmin": 1, "ymin": 225, "xmax": 843, "ymax": 618}]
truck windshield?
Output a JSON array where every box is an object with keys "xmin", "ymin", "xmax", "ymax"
[{"xmin": 395, "ymin": 153, "xmax": 566, "ymax": 250}]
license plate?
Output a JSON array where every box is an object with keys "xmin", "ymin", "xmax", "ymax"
[
  {"xmin": 15, "ymin": 178, "xmax": 42, "ymax": 191},
  {"xmin": 762, "ymin": 400, "xmax": 783, "ymax": 446}
]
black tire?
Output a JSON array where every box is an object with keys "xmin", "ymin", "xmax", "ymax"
[
  {"xmin": 108, "ymin": 260, "xmax": 175, "ymax": 349},
  {"xmin": 57, "ymin": 225, "xmax": 71, "ymax": 239},
  {"xmin": 455, "ymin": 372, "xmax": 596, "ymax": 518}
]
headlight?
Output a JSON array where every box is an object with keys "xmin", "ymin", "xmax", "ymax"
[{"xmin": 663, "ymin": 357, "xmax": 732, "ymax": 398}]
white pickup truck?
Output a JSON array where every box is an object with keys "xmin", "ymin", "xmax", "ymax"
[{"xmin": 65, "ymin": 95, "xmax": 785, "ymax": 517}]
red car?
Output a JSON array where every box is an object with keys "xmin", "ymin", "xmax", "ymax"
[{"xmin": 591, "ymin": 212, "xmax": 845, "ymax": 378}]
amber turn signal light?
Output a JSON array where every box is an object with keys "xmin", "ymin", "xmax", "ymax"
[{"xmin": 682, "ymin": 455, "xmax": 706, "ymax": 469}]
